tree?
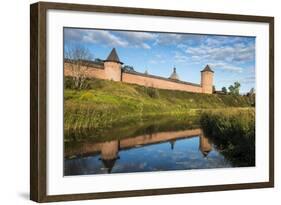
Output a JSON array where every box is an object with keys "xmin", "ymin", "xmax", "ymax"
[
  {"xmin": 249, "ymin": 88, "xmax": 255, "ymax": 95},
  {"xmin": 228, "ymin": 81, "xmax": 241, "ymax": 95},
  {"xmin": 64, "ymin": 46, "xmax": 92, "ymax": 89},
  {"xmin": 212, "ymin": 85, "xmax": 216, "ymax": 93},
  {"xmin": 94, "ymin": 58, "xmax": 103, "ymax": 63},
  {"xmin": 123, "ymin": 65, "xmax": 134, "ymax": 71},
  {"xmin": 222, "ymin": 87, "xmax": 227, "ymax": 94},
  {"xmin": 247, "ymin": 88, "xmax": 255, "ymax": 106}
]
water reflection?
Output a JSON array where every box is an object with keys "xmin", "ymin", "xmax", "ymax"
[{"xmin": 64, "ymin": 128, "xmax": 232, "ymax": 175}]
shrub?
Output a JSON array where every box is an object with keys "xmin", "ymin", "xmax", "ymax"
[
  {"xmin": 145, "ymin": 87, "xmax": 160, "ymax": 98},
  {"xmin": 79, "ymin": 92, "xmax": 95, "ymax": 101},
  {"xmin": 64, "ymin": 76, "xmax": 90, "ymax": 89},
  {"xmin": 200, "ymin": 109, "xmax": 255, "ymax": 167}
]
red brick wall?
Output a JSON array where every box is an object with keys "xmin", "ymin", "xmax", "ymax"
[
  {"xmin": 64, "ymin": 62, "xmax": 205, "ymax": 93},
  {"xmin": 122, "ymin": 73, "xmax": 202, "ymax": 93},
  {"xmin": 64, "ymin": 62, "xmax": 107, "ymax": 80}
]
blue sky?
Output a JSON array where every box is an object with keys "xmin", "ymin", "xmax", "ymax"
[{"xmin": 64, "ymin": 28, "xmax": 255, "ymax": 93}]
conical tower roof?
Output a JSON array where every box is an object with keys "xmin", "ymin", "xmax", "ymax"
[
  {"xmin": 169, "ymin": 67, "xmax": 180, "ymax": 80},
  {"xmin": 200, "ymin": 149, "xmax": 211, "ymax": 157},
  {"xmin": 104, "ymin": 48, "xmax": 123, "ymax": 64},
  {"xmin": 201, "ymin": 64, "xmax": 214, "ymax": 73},
  {"xmin": 101, "ymin": 158, "xmax": 118, "ymax": 173}
]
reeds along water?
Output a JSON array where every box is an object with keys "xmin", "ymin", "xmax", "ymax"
[{"xmin": 199, "ymin": 108, "xmax": 255, "ymax": 167}]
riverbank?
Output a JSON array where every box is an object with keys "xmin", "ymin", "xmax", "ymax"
[
  {"xmin": 200, "ymin": 108, "xmax": 255, "ymax": 166},
  {"xmin": 64, "ymin": 77, "xmax": 253, "ymax": 136}
]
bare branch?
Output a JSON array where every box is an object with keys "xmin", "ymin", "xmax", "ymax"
[{"xmin": 64, "ymin": 45, "xmax": 93, "ymax": 89}]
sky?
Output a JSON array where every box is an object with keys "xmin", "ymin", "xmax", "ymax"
[{"xmin": 64, "ymin": 28, "xmax": 255, "ymax": 93}]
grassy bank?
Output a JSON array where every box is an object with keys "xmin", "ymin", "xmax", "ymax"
[
  {"xmin": 200, "ymin": 109, "xmax": 255, "ymax": 166},
  {"xmin": 64, "ymin": 77, "xmax": 253, "ymax": 132}
]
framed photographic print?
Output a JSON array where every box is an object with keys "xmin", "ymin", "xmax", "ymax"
[{"xmin": 30, "ymin": 1, "xmax": 274, "ymax": 202}]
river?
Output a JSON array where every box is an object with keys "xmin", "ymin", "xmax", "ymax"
[{"xmin": 64, "ymin": 117, "xmax": 237, "ymax": 175}]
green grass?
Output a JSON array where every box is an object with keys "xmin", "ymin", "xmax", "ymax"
[
  {"xmin": 64, "ymin": 77, "xmax": 254, "ymax": 133},
  {"xmin": 200, "ymin": 108, "xmax": 255, "ymax": 166}
]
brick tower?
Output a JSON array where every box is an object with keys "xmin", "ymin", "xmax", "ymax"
[
  {"xmin": 104, "ymin": 48, "xmax": 123, "ymax": 81},
  {"xmin": 201, "ymin": 65, "xmax": 214, "ymax": 94}
]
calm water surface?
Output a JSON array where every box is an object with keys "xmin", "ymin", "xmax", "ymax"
[{"xmin": 64, "ymin": 125, "xmax": 233, "ymax": 175}]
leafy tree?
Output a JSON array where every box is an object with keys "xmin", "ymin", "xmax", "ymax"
[
  {"xmin": 123, "ymin": 65, "xmax": 134, "ymax": 71},
  {"xmin": 222, "ymin": 87, "xmax": 227, "ymax": 94},
  {"xmin": 249, "ymin": 88, "xmax": 255, "ymax": 95},
  {"xmin": 247, "ymin": 88, "xmax": 255, "ymax": 106},
  {"xmin": 228, "ymin": 81, "xmax": 241, "ymax": 95},
  {"xmin": 94, "ymin": 58, "xmax": 103, "ymax": 63},
  {"xmin": 212, "ymin": 85, "xmax": 216, "ymax": 93}
]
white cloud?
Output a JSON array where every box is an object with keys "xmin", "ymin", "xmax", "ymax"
[
  {"xmin": 117, "ymin": 31, "xmax": 156, "ymax": 49},
  {"xmin": 141, "ymin": 43, "xmax": 151, "ymax": 49},
  {"xmin": 174, "ymin": 52, "xmax": 190, "ymax": 63},
  {"xmin": 184, "ymin": 43, "xmax": 254, "ymax": 64},
  {"xmin": 217, "ymin": 75, "xmax": 255, "ymax": 91},
  {"xmin": 210, "ymin": 62, "xmax": 243, "ymax": 73},
  {"xmin": 65, "ymin": 29, "xmax": 157, "ymax": 49},
  {"xmin": 149, "ymin": 59, "xmax": 166, "ymax": 64},
  {"xmin": 120, "ymin": 31, "xmax": 156, "ymax": 41},
  {"xmin": 148, "ymin": 53, "xmax": 168, "ymax": 64},
  {"xmin": 177, "ymin": 43, "xmax": 188, "ymax": 50},
  {"xmin": 64, "ymin": 29, "xmax": 84, "ymax": 42},
  {"xmin": 154, "ymin": 33, "xmax": 205, "ymax": 46},
  {"xmin": 82, "ymin": 30, "xmax": 128, "ymax": 47},
  {"xmin": 64, "ymin": 29, "xmax": 255, "ymax": 75},
  {"xmin": 205, "ymin": 38, "xmax": 221, "ymax": 46},
  {"xmin": 175, "ymin": 35, "xmax": 255, "ymax": 70},
  {"xmin": 240, "ymin": 76, "xmax": 256, "ymax": 84},
  {"xmin": 154, "ymin": 33, "xmax": 181, "ymax": 45}
]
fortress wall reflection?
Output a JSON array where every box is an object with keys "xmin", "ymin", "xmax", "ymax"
[
  {"xmin": 65, "ymin": 128, "xmax": 213, "ymax": 159},
  {"xmin": 119, "ymin": 129, "xmax": 202, "ymax": 149}
]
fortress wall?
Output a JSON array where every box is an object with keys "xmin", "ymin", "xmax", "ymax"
[
  {"xmin": 64, "ymin": 62, "xmax": 204, "ymax": 93},
  {"xmin": 122, "ymin": 72, "xmax": 203, "ymax": 93},
  {"xmin": 64, "ymin": 62, "xmax": 107, "ymax": 80}
]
